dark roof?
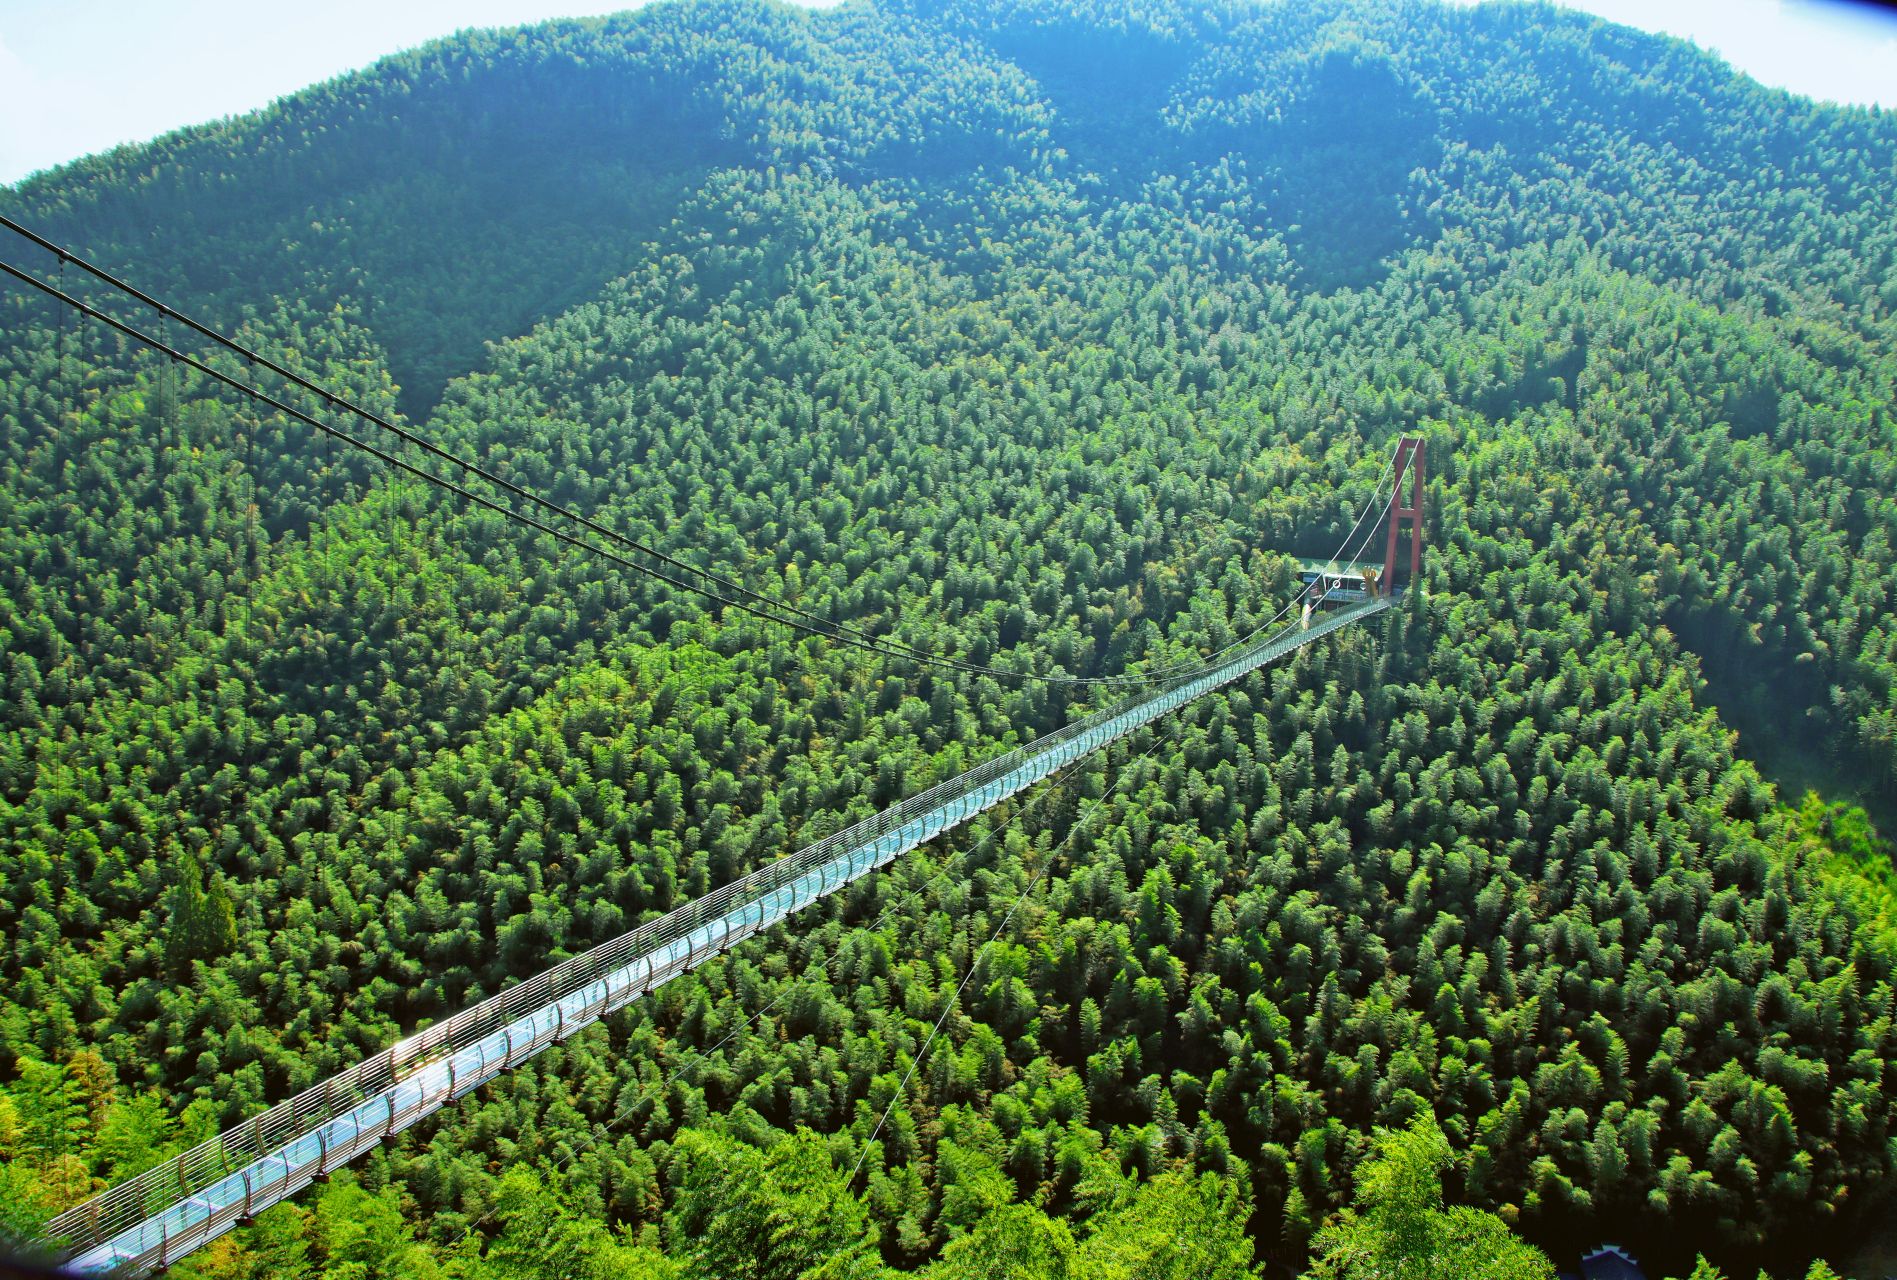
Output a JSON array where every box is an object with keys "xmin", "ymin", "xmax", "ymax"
[{"xmin": 1581, "ymin": 1244, "xmax": 1647, "ymax": 1280}]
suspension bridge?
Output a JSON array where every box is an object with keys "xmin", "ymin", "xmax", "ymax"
[{"xmin": 0, "ymin": 218, "xmax": 1427, "ymax": 1275}]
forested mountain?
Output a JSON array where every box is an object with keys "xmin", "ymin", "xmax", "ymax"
[{"xmin": 1, "ymin": 0, "xmax": 1895, "ymax": 1276}]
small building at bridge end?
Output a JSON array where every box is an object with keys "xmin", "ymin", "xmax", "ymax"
[{"xmin": 1298, "ymin": 435, "xmax": 1425, "ymax": 625}]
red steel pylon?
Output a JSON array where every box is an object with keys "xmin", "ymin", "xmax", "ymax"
[{"xmin": 1383, "ymin": 436, "xmax": 1425, "ymax": 589}]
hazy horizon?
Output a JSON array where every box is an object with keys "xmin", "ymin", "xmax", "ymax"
[{"xmin": 3, "ymin": 0, "xmax": 1895, "ymax": 185}]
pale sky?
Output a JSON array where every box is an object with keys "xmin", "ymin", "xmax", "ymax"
[{"xmin": 0, "ymin": 0, "xmax": 1892, "ymax": 185}]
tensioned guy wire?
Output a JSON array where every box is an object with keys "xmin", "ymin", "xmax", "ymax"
[
  {"xmin": 0, "ymin": 255, "xmax": 1036, "ymax": 684},
  {"xmin": 0, "ymin": 225, "xmax": 1396, "ymax": 697},
  {"xmin": 847, "ymin": 722, "xmax": 1172, "ymax": 1186},
  {"xmin": 0, "ymin": 217, "xmax": 1210, "ymax": 687}
]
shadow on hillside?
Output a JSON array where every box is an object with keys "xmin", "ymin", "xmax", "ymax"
[
  {"xmin": 1677, "ymin": 606, "xmax": 1897, "ymax": 838},
  {"xmin": 988, "ymin": 21, "xmax": 1198, "ymax": 194}
]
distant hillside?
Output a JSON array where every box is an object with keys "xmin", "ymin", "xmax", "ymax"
[{"xmin": 8, "ymin": 0, "xmax": 1891, "ymax": 407}]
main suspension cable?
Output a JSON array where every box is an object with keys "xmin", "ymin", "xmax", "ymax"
[
  {"xmin": 0, "ymin": 254, "xmax": 1053, "ymax": 684},
  {"xmin": 0, "ymin": 217, "xmax": 1217, "ymax": 687},
  {"xmin": 0, "ymin": 240, "xmax": 1397, "ymax": 689}
]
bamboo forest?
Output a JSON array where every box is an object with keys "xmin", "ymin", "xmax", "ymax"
[{"xmin": 1, "ymin": 0, "xmax": 1895, "ymax": 1276}]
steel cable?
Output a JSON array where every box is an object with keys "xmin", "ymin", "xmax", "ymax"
[{"xmin": 0, "ymin": 220, "xmax": 1398, "ymax": 689}]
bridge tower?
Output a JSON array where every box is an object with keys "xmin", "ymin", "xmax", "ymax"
[{"xmin": 1382, "ymin": 436, "xmax": 1425, "ymax": 593}]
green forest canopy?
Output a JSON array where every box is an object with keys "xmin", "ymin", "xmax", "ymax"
[{"xmin": 1, "ymin": 0, "xmax": 1895, "ymax": 1275}]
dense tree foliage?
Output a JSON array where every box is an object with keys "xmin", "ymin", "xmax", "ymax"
[
  {"xmin": 1308, "ymin": 1114, "xmax": 1554, "ymax": 1280},
  {"xmin": 3, "ymin": 0, "xmax": 1896, "ymax": 1275}
]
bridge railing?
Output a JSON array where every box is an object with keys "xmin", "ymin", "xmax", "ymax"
[{"xmin": 46, "ymin": 596, "xmax": 1391, "ymax": 1267}]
